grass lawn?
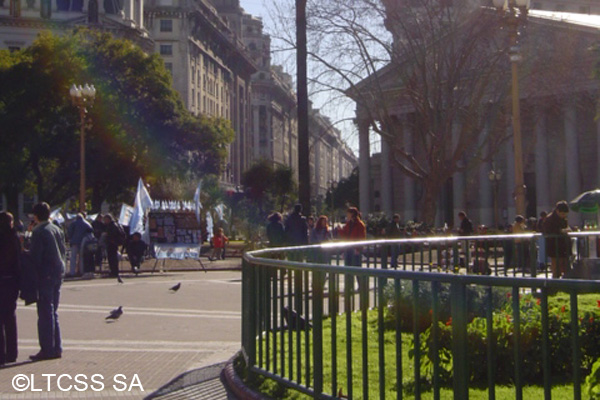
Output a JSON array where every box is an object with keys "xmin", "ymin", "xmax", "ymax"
[{"xmin": 243, "ymin": 293, "xmax": 600, "ymax": 399}]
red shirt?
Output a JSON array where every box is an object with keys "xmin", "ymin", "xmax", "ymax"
[
  {"xmin": 212, "ymin": 234, "xmax": 228, "ymax": 248},
  {"xmin": 340, "ymin": 219, "xmax": 366, "ymax": 241}
]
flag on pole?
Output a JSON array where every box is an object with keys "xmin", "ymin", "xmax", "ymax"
[
  {"xmin": 193, "ymin": 181, "xmax": 203, "ymax": 223},
  {"xmin": 215, "ymin": 203, "xmax": 226, "ymax": 223},
  {"xmin": 50, "ymin": 208, "xmax": 65, "ymax": 225},
  {"xmin": 205, "ymin": 212, "xmax": 214, "ymax": 242},
  {"xmin": 129, "ymin": 178, "xmax": 153, "ymax": 233}
]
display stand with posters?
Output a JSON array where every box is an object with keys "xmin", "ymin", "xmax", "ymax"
[{"xmin": 147, "ymin": 210, "xmax": 206, "ymax": 273}]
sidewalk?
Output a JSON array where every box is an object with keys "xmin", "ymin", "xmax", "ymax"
[
  {"xmin": 66, "ymin": 256, "xmax": 242, "ymax": 282},
  {"xmin": 145, "ymin": 361, "xmax": 235, "ymax": 400}
]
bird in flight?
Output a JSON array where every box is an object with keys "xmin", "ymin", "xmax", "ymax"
[
  {"xmin": 169, "ymin": 282, "xmax": 181, "ymax": 292},
  {"xmin": 105, "ymin": 306, "xmax": 123, "ymax": 321}
]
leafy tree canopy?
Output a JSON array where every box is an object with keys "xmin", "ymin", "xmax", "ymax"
[{"xmin": 0, "ymin": 29, "xmax": 234, "ymax": 213}]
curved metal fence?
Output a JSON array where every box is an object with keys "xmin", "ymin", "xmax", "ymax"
[{"xmin": 242, "ymin": 232, "xmax": 600, "ymax": 400}]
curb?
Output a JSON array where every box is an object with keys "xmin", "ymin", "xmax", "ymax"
[{"xmin": 221, "ymin": 352, "xmax": 268, "ymax": 400}]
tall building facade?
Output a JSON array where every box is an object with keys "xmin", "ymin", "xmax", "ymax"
[
  {"xmin": 145, "ymin": 0, "xmax": 256, "ymax": 187},
  {"xmin": 0, "ymin": 0, "xmax": 152, "ymax": 51},
  {"xmin": 210, "ymin": 0, "xmax": 356, "ymax": 192}
]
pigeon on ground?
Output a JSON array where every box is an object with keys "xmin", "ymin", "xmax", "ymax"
[
  {"xmin": 282, "ymin": 306, "xmax": 312, "ymax": 330},
  {"xmin": 105, "ymin": 306, "xmax": 123, "ymax": 321},
  {"xmin": 117, "ymin": 276, "xmax": 123, "ymax": 284},
  {"xmin": 169, "ymin": 282, "xmax": 181, "ymax": 292}
]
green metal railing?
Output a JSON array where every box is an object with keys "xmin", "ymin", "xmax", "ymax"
[{"xmin": 242, "ymin": 232, "xmax": 600, "ymax": 399}]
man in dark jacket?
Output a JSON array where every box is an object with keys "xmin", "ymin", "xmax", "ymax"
[
  {"xmin": 457, "ymin": 211, "xmax": 474, "ymax": 236},
  {"xmin": 284, "ymin": 204, "xmax": 308, "ymax": 246},
  {"xmin": 29, "ymin": 202, "xmax": 66, "ymax": 361},
  {"xmin": 543, "ymin": 201, "xmax": 571, "ymax": 279},
  {"xmin": 91, "ymin": 214, "xmax": 105, "ymax": 268},
  {"xmin": 103, "ymin": 214, "xmax": 124, "ymax": 278}
]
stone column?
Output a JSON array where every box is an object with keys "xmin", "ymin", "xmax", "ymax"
[
  {"xmin": 381, "ymin": 137, "xmax": 392, "ymax": 216},
  {"xmin": 479, "ymin": 128, "xmax": 493, "ymax": 226},
  {"xmin": 252, "ymin": 105, "xmax": 260, "ymax": 159},
  {"xmin": 358, "ymin": 119, "xmax": 371, "ymax": 215},
  {"xmin": 452, "ymin": 121, "xmax": 465, "ymax": 219},
  {"xmin": 534, "ymin": 107, "xmax": 551, "ymax": 214},
  {"xmin": 564, "ymin": 100, "xmax": 580, "ymax": 203},
  {"xmin": 403, "ymin": 117, "xmax": 416, "ymax": 220}
]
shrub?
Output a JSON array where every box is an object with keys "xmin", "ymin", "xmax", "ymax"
[
  {"xmin": 585, "ymin": 358, "xmax": 600, "ymax": 400},
  {"xmin": 418, "ymin": 294, "xmax": 600, "ymax": 385},
  {"xmin": 381, "ymin": 281, "xmax": 509, "ymax": 333}
]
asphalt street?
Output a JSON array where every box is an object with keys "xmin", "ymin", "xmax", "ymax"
[{"xmin": 0, "ymin": 269, "xmax": 243, "ymax": 399}]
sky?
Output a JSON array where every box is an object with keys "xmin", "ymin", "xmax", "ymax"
[{"xmin": 239, "ymin": 0, "xmax": 365, "ymax": 155}]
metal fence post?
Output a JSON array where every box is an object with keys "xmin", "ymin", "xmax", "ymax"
[
  {"xmin": 242, "ymin": 259, "xmax": 256, "ymax": 368},
  {"xmin": 451, "ymin": 282, "xmax": 468, "ymax": 400},
  {"xmin": 313, "ymin": 270, "xmax": 324, "ymax": 397}
]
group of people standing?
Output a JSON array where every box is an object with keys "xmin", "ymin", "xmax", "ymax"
[
  {"xmin": 68, "ymin": 213, "xmax": 147, "ymax": 278},
  {"xmin": 0, "ymin": 203, "xmax": 152, "ymax": 367},
  {"xmin": 457, "ymin": 201, "xmax": 573, "ymax": 279},
  {"xmin": 266, "ymin": 204, "xmax": 367, "ymax": 267},
  {"xmin": 0, "ymin": 203, "xmax": 65, "ymax": 366}
]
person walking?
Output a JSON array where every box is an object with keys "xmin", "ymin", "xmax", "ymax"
[
  {"xmin": 67, "ymin": 213, "xmax": 92, "ymax": 277},
  {"xmin": 209, "ymin": 228, "xmax": 228, "ymax": 261},
  {"xmin": 266, "ymin": 212, "xmax": 286, "ymax": 248},
  {"xmin": 0, "ymin": 212, "xmax": 21, "ymax": 365},
  {"xmin": 284, "ymin": 204, "xmax": 309, "ymax": 246},
  {"xmin": 91, "ymin": 214, "xmax": 105, "ymax": 269},
  {"xmin": 29, "ymin": 202, "xmax": 66, "ymax": 361},
  {"xmin": 103, "ymin": 214, "xmax": 125, "ymax": 278},
  {"xmin": 340, "ymin": 207, "xmax": 366, "ymax": 267},
  {"xmin": 310, "ymin": 215, "xmax": 333, "ymax": 264},
  {"xmin": 386, "ymin": 214, "xmax": 404, "ymax": 268},
  {"xmin": 543, "ymin": 201, "xmax": 571, "ymax": 279},
  {"xmin": 284, "ymin": 204, "xmax": 309, "ymax": 261},
  {"xmin": 457, "ymin": 211, "xmax": 474, "ymax": 236}
]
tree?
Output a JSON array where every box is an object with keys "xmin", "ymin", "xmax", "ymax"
[
  {"xmin": 269, "ymin": 0, "xmax": 518, "ymax": 224},
  {"xmin": 325, "ymin": 167, "xmax": 358, "ymax": 214},
  {"xmin": 241, "ymin": 159, "xmax": 297, "ymax": 216},
  {"xmin": 0, "ymin": 30, "xmax": 234, "ymax": 213}
]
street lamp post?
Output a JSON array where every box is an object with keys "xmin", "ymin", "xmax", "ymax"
[
  {"xmin": 493, "ymin": 0, "xmax": 529, "ymax": 217},
  {"xmin": 488, "ymin": 167, "xmax": 502, "ymax": 229},
  {"xmin": 69, "ymin": 84, "xmax": 96, "ymax": 213}
]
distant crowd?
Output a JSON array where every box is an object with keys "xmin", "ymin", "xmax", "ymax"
[{"xmin": 265, "ymin": 200, "xmax": 575, "ymax": 280}]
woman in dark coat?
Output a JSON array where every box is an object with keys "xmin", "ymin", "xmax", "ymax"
[
  {"xmin": 0, "ymin": 211, "xmax": 21, "ymax": 365},
  {"xmin": 543, "ymin": 201, "xmax": 571, "ymax": 279}
]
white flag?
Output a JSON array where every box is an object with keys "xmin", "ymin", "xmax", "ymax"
[
  {"xmin": 193, "ymin": 181, "xmax": 203, "ymax": 223},
  {"xmin": 215, "ymin": 203, "xmax": 226, "ymax": 223},
  {"xmin": 129, "ymin": 178, "xmax": 153, "ymax": 233},
  {"xmin": 206, "ymin": 212, "xmax": 214, "ymax": 242}
]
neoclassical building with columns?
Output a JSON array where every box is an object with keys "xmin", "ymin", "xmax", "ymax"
[{"xmin": 352, "ymin": 9, "xmax": 600, "ymax": 228}]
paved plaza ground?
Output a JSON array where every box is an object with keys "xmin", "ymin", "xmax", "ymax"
[{"xmin": 0, "ymin": 260, "xmax": 243, "ymax": 399}]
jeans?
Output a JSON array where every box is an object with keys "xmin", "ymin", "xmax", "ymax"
[
  {"xmin": 37, "ymin": 278, "xmax": 62, "ymax": 357},
  {"xmin": 344, "ymin": 250, "xmax": 362, "ymax": 267},
  {"xmin": 0, "ymin": 278, "xmax": 18, "ymax": 363},
  {"xmin": 69, "ymin": 245, "xmax": 80, "ymax": 275},
  {"xmin": 106, "ymin": 243, "xmax": 119, "ymax": 276}
]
